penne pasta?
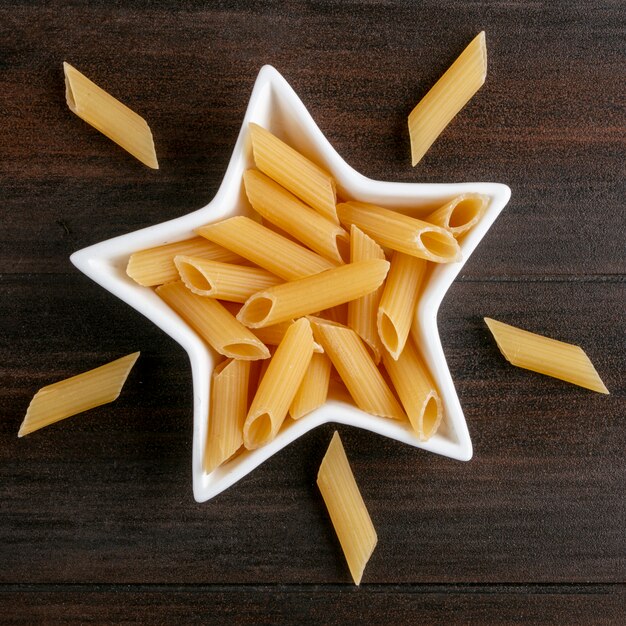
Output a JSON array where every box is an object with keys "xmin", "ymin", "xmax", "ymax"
[
  {"xmin": 377, "ymin": 252, "xmax": 426, "ymax": 360},
  {"xmin": 197, "ymin": 216, "xmax": 334, "ymax": 280},
  {"xmin": 174, "ymin": 256, "xmax": 282, "ymax": 302},
  {"xmin": 317, "ymin": 431, "xmax": 378, "ymax": 585},
  {"xmin": 251, "ymin": 320, "xmax": 324, "ymax": 354},
  {"xmin": 484, "ymin": 318, "xmax": 609, "ymax": 394},
  {"xmin": 424, "ymin": 193, "xmax": 489, "ymax": 238},
  {"xmin": 337, "ymin": 201, "xmax": 461, "ymax": 263},
  {"xmin": 261, "ymin": 218, "xmax": 300, "ymax": 243},
  {"xmin": 127, "ymin": 237, "xmax": 243, "ymax": 287},
  {"xmin": 319, "ymin": 304, "xmax": 349, "ymax": 325},
  {"xmin": 18, "ymin": 352, "xmax": 139, "ymax": 437},
  {"xmin": 63, "ymin": 62, "xmax": 158, "ymax": 169},
  {"xmin": 244, "ymin": 318, "xmax": 314, "ymax": 449},
  {"xmin": 244, "ymin": 169, "xmax": 350, "ymax": 264},
  {"xmin": 408, "ymin": 32, "xmax": 487, "ymax": 166},
  {"xmin": 249, "ymin": 123, "xmax": 338, "ymax": 223},
  {"xmin": 250, "ymin": 321, "xmax": 295, "ymax": 346},
  {"xmin": 156, "ymin": 281, "xmax": 270, "ymax": 360},
  {"xmin": 311, "ymin": 319, "xmax": 405, "ymax": 420},
  {"xmin": 247, "ymin": 360, "xmax": 263, "ymax": 402},
  {"xmin": 219, "ymin": 300, "xmax": 243, "ymax": 318},
  {"xmin": 289, "ymin": 352, "xmax": 332, "ymax": 420},
  {"xmin": 256, "ymin": 349, "xmax": 274, "ymax": 388},
  {"xmin": 347, "ymin": 225, "xmax": 386, "ymax": 363},
  {"xmin": 382, "ymin": 339, "xmax": 443, "ymax": 440},
  {"xmin": 205, "ymin": 358, "xmax": 251, "ymax": 473},
  {"xmin": 237, "ymin": 259, "xmax": 390, "ymax": 328}
]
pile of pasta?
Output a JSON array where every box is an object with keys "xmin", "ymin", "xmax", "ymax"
[{"xmin": 127, "ymin": 123, "xmax": 489, "ymax": 472}]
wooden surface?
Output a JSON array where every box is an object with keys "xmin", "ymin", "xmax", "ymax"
[{"xmin": 1, "ymin": 1, "xmax": 624, "ymax": 624}]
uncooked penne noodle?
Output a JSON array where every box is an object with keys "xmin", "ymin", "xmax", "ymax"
[
  {"xmin": 18, "ymin": 352, "xmax": 139, "ymax": 437},
  {"xmin": 317, "ymin": 431, "xmax": 378, "ymax": 585},
  {"xmin": 249, "ymin": 123, "xmax": 338, "ymax": 223},
  {"xmin": 484, "ymin": 318, "xmax": 609, "ymax": 394},
  {"xmin": 244, "ymin": 169, "xmax": 349, "ymax": 264},
  {"xmin": 424, "ymin": 193, "xmax": 489, "ymax": 238},
  {"xmin": 408, "ymin": 32, "xmax": 487, "ymax": 166},
  {"xmin": 250, "ymin": 321, "xmax": 295, "ymax": 346},
  {"xmin": 337, "ymin": 201, "xmax": 460, "ymax": 263},
  {"xmin": 261, "ymin": 218, "xmax": 299, "ymax": 243},
  {"xmin": 311, "ymin": 320, "xmax": 405, "ymax": 420},
  {"xmin": 256, "ymin": 349, "xmax": 274, "ymax": 388},
  {"xmin": 306, "ymin": 316, "xmax": 345, "ymax": 385},
  {"xmin": 237, "ymin": 259, "xmax": 390, "ymax": 328},
  {"xmin": 127, "ymin": 237, "xmax": 243, "ymax": 287},
  {"xmin": 383, "ymin": 339, "xmax": 442, "ymax": 440},
  {"xmin": 156, "ymin": 281, "xmax": 269, "ymax": 360},
  {"xmin": 63, "ymin": 62, "xmax": 158, "ymax": 169},
  {"xmin": 174, "ymin": 256, "xmax": 282, "ymax": 302},
  {"xmin": 252, "ymin": 320, "xmax": 324, "ymax": 354},
  {"xmin": 244, "ymin": 318, "xmax": 314, "ymax": 449},
  {"xmin": 197, "ymin": 216, "xmax": 334, "ymax": 280},
  {"xmin": 205, "ymin": 359, "xmax": 251, "ymax": 473},
  {"xmin": 219, "ymin": 300, "xmax": 243, "ymax": 318},
  {"xmin": 377, "ymin": 252, "xmax": 426, "ymax": 360},
  {"xmin": 348, "ymin": 225, "xmax": 386, "ymax": 363},
  {"xmin": 289, "ymin": 352, "xmax": 332, "ymax": 420},
  {"xmin": 319, "ymin": 303, "xmax": 349, "ymax": 325}
]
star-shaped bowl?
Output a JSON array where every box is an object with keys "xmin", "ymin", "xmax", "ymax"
[{"xmin": 71, "ymin": 65, "xmax": 510, "ymax": 502}]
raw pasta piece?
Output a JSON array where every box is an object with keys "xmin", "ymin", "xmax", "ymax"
[
  {"xmin": 408, "ymin": 32, "xmax": 487, "ymax": 166},
  {"xmin": 424, "ymin": 193, "xmax": 489, "ymax": 238},
  {"xmin": 18, "ymin": 352, "xmax": 139, "ymax": 437},
  {"xmin": 382, "ymin": 339, "xmax": 443, "ymax": 440},
  {"xmin": 63, "ymin": 62, "xmax": 158, "ymax": 169},
  {"xmin": 256, "ymin": 350, "xmax": 274, "ymax": 388},
  {"xmin": 244, "ymin": 169, "xmax": 350, "ymax": 264},
  {"xmin": 156, "ymin": 281, "xmax": 269, "ymax": 360},
  {"xmin": 484, "ymin": 318, "xmax": 609, "ymax": 394},
  {"xmin": 319, "ymin": 303, "xmax": 349, "ymax": 325},
  {"xmin": 249, "ymin": 123, "xmax": 338, "ymax": 223},
  {"xmin": 377, "ymin": 252, "xmax": 426, "ymax": 360},
  {"xmin": 127, "ymin": 237, "xmax": 242, "ymax": 287},
  {"xmin": 252, "ymin": 320, "xmax": 324, "ymax": 354},
  {"xmin": 317, "ymin": 431, "xmax": 378, "ymax": 585},
  {"xmin": 306, "ymin": 314, "xmax": 345, "ymax": 329},
  {"xmin": 237, "ymin": 259, "xmax": 390, "ymax": 328},
  {"xmin": 311, "ymin": 319, "xmax": 405, "ymax": 420},
  {"xmin": 337, "ymin": 201, "xmax": 460, "ymax": 263},
  {"xmin": 219, "ymin": 300, "xmax": 242, "ymax": 318},
  {"xmin": 174, "ymin": 256, "xmax": 282, "ymax": 302},
  {"xmin": 347, "ymin": 225, "xmax": 386, "ymax": 363},
  {"xmin": 205, "ymin": 359, "xmax": 251, "ymax": 473},
  {"xmin": 250, "ymin": 321, "xmax": 295, "ymax": 346},
  {"xmin": 261, "ymin": 217, "xmax": 300, "ymax": 243},
  {"xmin": 289, "ymin": 352, "xmax": 332, "ymax": 420},
  {"xmin": 244, "ymin": 318, "xmax": 314, "ymax": 449},
  {"xmin": 197, "ymin": 216, "xmax": 334, "ymax": 280}
]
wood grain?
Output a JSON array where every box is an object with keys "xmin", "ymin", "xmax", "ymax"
[
  {"xmin": 0, "ymin": 0, "xmax": 624, "ymax": 623},
  {"xmin": 1, "ymin": 584, "xmax": 624, "ymax": 626}
]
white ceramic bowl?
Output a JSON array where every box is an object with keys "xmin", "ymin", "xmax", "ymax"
[{"xmin": 71, "ymin": 65, "xmax": 511, "ymax": 502}]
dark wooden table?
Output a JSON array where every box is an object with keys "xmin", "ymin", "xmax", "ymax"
[{"xmin": 1, "ymin": 1, "xmax": 624, "ymax": 624}]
